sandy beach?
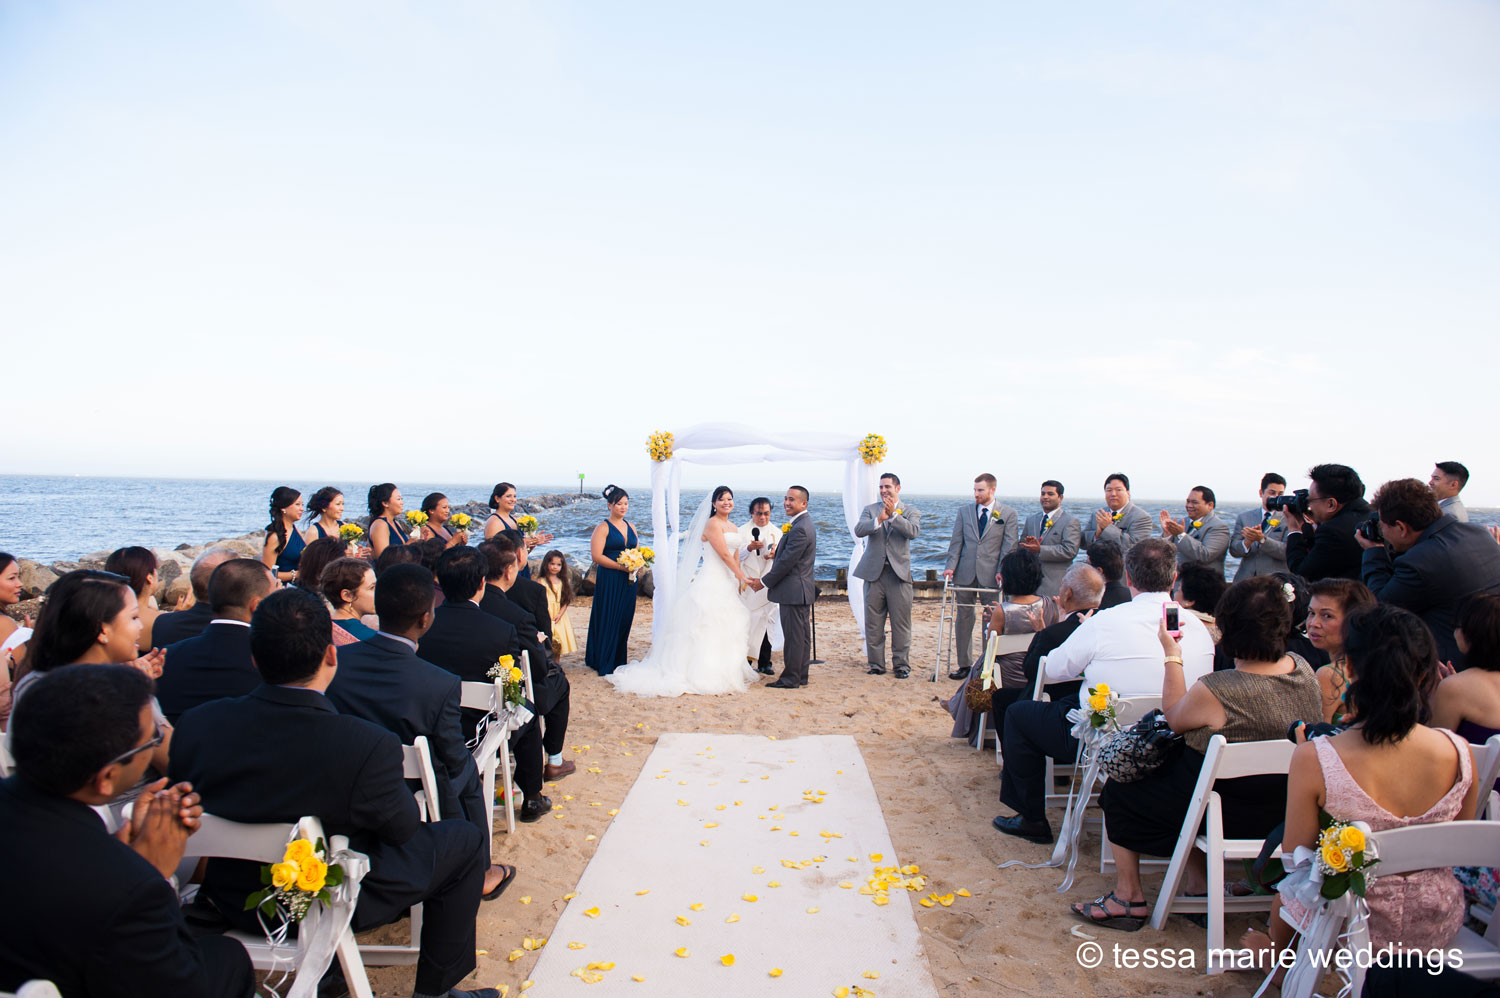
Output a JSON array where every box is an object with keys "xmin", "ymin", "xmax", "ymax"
[{"xmin": 355, "ymin": 596, "xmax": 1263, "ymax": 998}]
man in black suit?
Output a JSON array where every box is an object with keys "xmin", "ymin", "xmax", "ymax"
[
  {"xmin": 497, "ymin": 529, "xmax": 553, "ymax": 643},
  {"xmin": 1284, "ymin": 463, "xmax": 1372, "ymax": 582},
  {"xmin": 478, "ymin": 540, "xmax": 574, "ymax": 781},
  {"xmin": 170, "ymin": 589, "xmax": 497, "ymax": 998},
  {"xmin": 1087, "ymin": 541, "xmax": 1130, "ymax": 610},
  {"xmin": 155, "ymin": 558, "xmax": 275, "ymax": 722},
  {"xmin": 151, "ymin": 545, "xmax": 238, "ymax": 646},
  {"xmin": 327, "ymin": 563, "xmax": 516, "ymax": 899},
  {"xmin": 0, "ymin": 665, "xmax": 254, "ymax": 997},
  {"xmin": 419, "ymin": 547, "xmax": 552, "ymax": 823},
  {"xmin": 1360, "ymin": 478, "xmax": 1500, "ymax": 666}
]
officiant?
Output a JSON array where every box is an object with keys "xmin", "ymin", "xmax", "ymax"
[{"xmin": 738, "ymin": 497, "xmax": 784, "ymax": 676}]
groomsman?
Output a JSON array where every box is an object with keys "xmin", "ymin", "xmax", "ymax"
[
  {"xmin": 1160, "ymin": 485, "xmax": 1231, "ymax": 576},
  {"xmin": 943, "ymin": 473, "xmax": 1017, "ymax": 678},
  {"xmin": 1020, "ymin": 480, "xmax": 1081, "ymax": 598},
  {"xmin": 1231, "ymin": 473, "xmax": 1290, "ymax": 580},
  {"xmin": 1092, "ymin": 472, "xmax": 1153, "ymax": 553},
  {"xmin": 1431, "ymin": 462, "xmax": 1471, "ymax": 523},
  {"xmin": 738, "ymin": 497, "xmax": 782, "ymax": 675},
  {"xmin": 854, "ymin": 474, "xmax": 921, "ymax": 679}
]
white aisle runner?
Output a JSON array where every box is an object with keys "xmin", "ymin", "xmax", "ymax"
[{"xmin": 526, "ymin": 733, "xmax": 940, "ymax": 996}]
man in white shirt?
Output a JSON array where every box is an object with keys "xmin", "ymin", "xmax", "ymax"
[
  {"xmin": 993, "ymin": 538, "xmax": 1213, "ymax": 844},
  {"xmin": 738, "ymin": 497, "xmax": 782, "ymax": 675}
]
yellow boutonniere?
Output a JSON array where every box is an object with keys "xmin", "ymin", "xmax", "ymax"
[
  {"xmin": 1043, "ymin": 518, "xmax": 1053, "ymax": 531},
  {"xmin": 893, "ymin": 508, "xmax": 903, "ymax": 516},
  {"xmin": 780, "ymin": 523, "xmax": 791, "ymax": 534},
  {"xmin": 1191, "ymin": 520, "xmax": 1203, "ymax": 529},
  {"xmin": 1268, "ymin": 518, "xmax": 1282, "ymax": 528},
  {"xmin": 1111, "ymin": 510, "xmax": 1124, "ymax": 522},
  {"xmin": 990, "ymin": 509, "xmax": 1003, "ymax": 523}
]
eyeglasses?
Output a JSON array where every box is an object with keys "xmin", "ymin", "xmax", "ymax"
[{"xmin": 106, "ymin": 722, "xmax": 164, "ymax": 768}]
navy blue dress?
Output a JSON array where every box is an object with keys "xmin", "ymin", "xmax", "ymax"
[
  {"xmin": 275, "ymin": 528, "xmax": 306, "ymax": 575},
  {"xmin": 374, "ymin": 516, "xmax": 410, "ymax": 549},
  {"xmin": 311, "ymin": 520, "xmax": 343, "ymax": 541},
  {"xmin": 585, "ymin": 521, "xmax": 638, "ymax": 676}
]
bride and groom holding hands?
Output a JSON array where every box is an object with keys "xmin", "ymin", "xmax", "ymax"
[{"xmin": 607, "ymin": 486, "xmax": 817, "ymax": 697}]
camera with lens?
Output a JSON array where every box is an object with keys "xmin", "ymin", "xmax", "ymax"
[
  {"xmin": 1357, "ymin": 513, "xmax": 1383, "ymax": 542},
  {"xmin": 1266, "ymin": 489, "xmax": 1311, "ymax": 517}
]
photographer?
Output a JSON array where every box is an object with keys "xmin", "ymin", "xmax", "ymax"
[
  {"xmin": 1280, "ymin": 463, "xmax": 1371, "ymax": 582},
  {"xmin": 1358, "ymin": 478, "xmax": 1500, "ymax": 666}
]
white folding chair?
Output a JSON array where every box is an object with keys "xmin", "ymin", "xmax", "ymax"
[
  {"xmin": 0, "ymin": 982, "xmax": 62, "ymax": 998},
  {"xmin": 182, "ymin": 814, "xmax": 374, "ymax": 998},
  {"xmin": 1473, "ymin": 735, "xmax": 1500, "ymax": 820},
  {"xmin": 357, "ymin": 737, "xmax": 440, "ymax": 967},
  {"xmin": 1274, "ymin": 821, "xmax": 1500, "ymax": 998},
  {"xmin": 1094, "ymin": 696, "xmax": 1168, "ymax": 875},
  {"xmin": 461, "ymin": 678, "xmax": 517, "ymax": 837},
  {"xmin": 1149, "ymin": 735, "xmax": 1295, "ymax": 971},
  {"xmin": 0, "ymin": 739, "xmax": 13, "ymax": 779},
  {"xmin": 1030, "ymin": 656, "xmax": 1080, "ymax": 808}
]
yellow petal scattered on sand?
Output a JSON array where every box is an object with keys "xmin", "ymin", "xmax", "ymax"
[
  {"xmin": 568, "ymin": 942, "xmax": 587, "ymax": 950},
  {"xmin": 636, "ymin": 889, "xmax": 650, "ymax": 895},
  {"xmin": 919, "ymin": 898, "xmax": 935, "ymax": 908},
  {"xmin": 901, "ymin": 865, "xmax": 920, "ymax": 876},
  {"xmin": 563, "ymin": 892, "xmax": 578, "ymax": 900},
  {"xmin": 498, "ymin": 987, "xmax": 508, "ymax": 998},
  {"xmin": 677, "ymin": 800, "xmax": 689, "ymax": 806},
  {"xmin": 863, "ymin": 971, "xmax": 880, "ymax": 979},
  {"xmin": 956, "ymin": 889, "xmax": 972, "ymax": 897},
  {"xmin": 674, "ymin": 948, "xmax": 690, "ymax": 958},
  {"xmin": 714, "ymin": 805, "xmax": 726, "ymax": 811},
  {"xmin": 585, "ymin": 835, "xmax": 597, "ymax": 842},
  {"xmin": 839, "ymin": 882, "xmax": 854, "ymax": 889},
  {"xmin": 588, "ymin": 801, "xmax": 602, "ymax": 807},
  {"xmin": 520, "ymin": 982, "xmax": 533, "ymax": 992},
  {"xmin": 806, "ymin": 906, "xmax": 820, "ymax": 913},
  {"xmin": 632, "ymin": 975, "xmax": 645, "ymax": 982},
  {"xmin": 608, "ymin": 809, "xmax": 619, "ymax": 816},
  {"xmin": 477, "ymin": 949, "xmax": 488, "ymax": 956},
  {"xmin": 562, "ymin": 795, "xmax": 574, "ymax": 801},
  {"xmin": 752, "ymin": 865, "xmax": 766, "ymax": 874},
  {"xmin": 701, "ymin": 840, "xmax": 711, "ymax": 846},
  {"xmin": 742, "ymin": 893, "xmax": 758, "ymax": 902},
  {"xmin": 519, "ymin": 896, "xmax": 532, "ymax": 904},
  {"xmin": 720, "ymin": 954, "xmax": 735, "ymax": 966},
  {"xmin": 834, "ymin": 988, "xmax": 851, "ymax": 998},
  {"xmin": 938, "ymin": 893, "xmax": 956, "ymax": 907},
  {"xmin": 624, "ymin": 752, "xmax": 633, "ymax": 756},
  {"xmin": 769, "ymin": 968, "xmax": 783, "ymax": 977},
  {"xmin": 676, "ymin": 916, "xmax": 692, "ymax": 926},
  {"xmin": 725, "ymin": 913, "xmax": 740, "ymax": 923},
  {"xmin": 521, "ymin": 939, "xmax": 536, "ymax": 952},
  {"xmin": 508, "ymin": 949, "xmax": 524, "ymax": 962},
  {"xmin": 689, "ymin": 903, "xmax": 705, "ymax": 911},
  {"xmin": 873, "ymin": 896, "xmax": 890, "ymax": 906},
  {"xmin": 587, "ymin": 766, "xmax": 603, "ymax": 774},
  {"xmin": 869, "ymin": 853, "xmax": 883, "ymax": 862},
  {"xmin": 584, "ymin": 907, "xmax": 600, "ymax": 918},
  {"xmin": 768, "ymin": 881, "xmax": 782, "ymax": 888},
  {"xmin": 704, "ymin": 822, "xmax": 720, "ymax": 829}
]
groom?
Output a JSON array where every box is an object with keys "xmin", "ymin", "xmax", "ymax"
[{"xmin": 749, "ymin": 485, "xmax": 816, "ymax": 689}]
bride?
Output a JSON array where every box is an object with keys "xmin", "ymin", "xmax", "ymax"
[{"xmin": 608, "ymin": 486, "xmax": 760, "ymax": 697}]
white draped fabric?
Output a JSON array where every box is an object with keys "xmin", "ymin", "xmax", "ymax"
[{"xmin": 648, "ymin": 423, "xmax": 880, "ymax": 645}]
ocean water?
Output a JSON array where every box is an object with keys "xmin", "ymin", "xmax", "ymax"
[{"xmin": 2, "ymin": 475, "xmax": 1495, "ymax": 580}]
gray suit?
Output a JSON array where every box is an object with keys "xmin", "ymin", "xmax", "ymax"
[
  {"xmin": 1230, "ymin": 507, "xmax": 1289, "ymax": 581},
  {"xmin": 854, "ymin": 502, "xmax": 921, "ymax": 672},
  {"xmin": 1171, "ymin": 510, "xmax": 1231, "ymax": 577},
  {"xmin": 1441, "ymin": 496, "xmax": 1470, "ymax": 523},
  {"xmin": 944, "ymin": 502, "xmax": 1018, "ymax": 666},
  {"xmin": 1022, "ymin": 508, "xmax": 1082, "ymax": 598},
  {"xmin": 760, "ymin": 511, "xmax": 817, "ymax": 685},
  {"xmin": 1093, "ymin": 502, "xmax": 1154, "ymax": 553}
]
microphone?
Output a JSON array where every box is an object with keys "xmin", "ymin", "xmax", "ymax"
[{"xmin": 752, "ymin": 527, "xmax": 761, "ymax": 541}]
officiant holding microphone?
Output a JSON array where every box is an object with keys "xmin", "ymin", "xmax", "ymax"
[{"xmin": 738, "ymin": 497, "xmax": 783, "ymax": 675}]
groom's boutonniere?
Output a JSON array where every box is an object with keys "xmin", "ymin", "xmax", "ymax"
[
  {"xmin": 1191, "ymin": 519, "xmax": 1203, "ymax": 529},
  {"xmin": 1111, "ymin": 510, "xmax": 1124, "ymax": 522},
  {"xmin": 1043, "ymin": 518, "xmax": 1054, "ymax": 531},
  {"xmin": 893, "ymin": 508, "xmax": 903, "ymax": 517},
  {"xmin": 780, "ymin": 523, "xmax": 791, "ymax": 534},
  {"xmin": 990, "ymin": 509, "xmax": 1003, "ymax": 523}
]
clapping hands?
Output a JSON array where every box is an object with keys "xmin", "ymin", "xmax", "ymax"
[
  {"xmin": 131, "ymin": 647, "xmax": 166, "ymax": 680},
  {"xmin": 1159, "ymin": 510, "xmax": 1185, "ymax": 536},
  {"xmin": 119, "ymin": 778, "xmax": 203, "ymax": 878}
]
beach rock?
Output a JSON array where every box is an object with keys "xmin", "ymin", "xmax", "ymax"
[
  {"xmin": 49, "ymin": 561, "xmax": 86, "ymax": 576},
  {"xmin": 579, "ymin": 562, "xmax": 652, "ymax": 598},
  {"xmin": 3, "ymin": 597, "xmax": 43, "ymax": 624},
  {"xmin": 16, "ymin": 560, "xmax": 57, "ymax": 600},
  {"xmin": 153, "ymin": 558, "xmax": 184, "ymax": 599}
]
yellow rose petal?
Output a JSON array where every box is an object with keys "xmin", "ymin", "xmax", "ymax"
[
  {"xmin": 701, "ymin": 840, "xmax": 711, "ymax": 846},
  {"xmin": 704, "ymin": 822, "xmax": 720, "ymax": 828},
  {"xmin": 508, "ymin": 949, "xmax": 524, "ymax": 962},
  {"xmin": 563, "ymin": 891, "xmax": 578, "ymax": 900},
  {"xmin": 584, "ymin": 906, "xmax": 600, "ymax": 918},
  {"xmin": 586, "ymin": 835, "xmax": 597, "ymax": 842},
  {"xmin": 519, "ymin": 896, "xmax": 532, "ymax": 904},
  {"xmin": 725, "ymin": 913, "xmax": 740, "ymax": 923},
  {"xmin": 676, "ymin": 916, "xmax": 692, "ymax": 926},
  {"xmin": 632, "ymin": 975, "xmax": 645, "ymax": 982},
  {"xmin": 608, "ymin": 809, "xmax": 619, "ymax": 816},
  {"xmin": 806, "ymin": 906, "xmax": 820, "ymax": 913},
  {"xmin": 768, "ymin": 881, "xmax": 782, "ymax": 887},
  {"xmin": 839, "ymin": 881, "xmax": 854, "ymax": 889},
  {"xmin": 752, "ymin": 865, "xmax": 766, "ymax": 874},
  {"xmin": 938, "ymin": 893, "xmax": 955, "ymax": 907},
  {"xmin": 869, "ymin": 853, "xmax": 883, "ymax": 862},
  {"xmin": 636, "ymin": 889, "xmax": 650, "ymax": 895},
  {"xmin": 835, "ymin": 988, "xmax": 851, "ymax": 998},
  {"xmin": 674, "ymin": 947, "xmax": 690, "ymax": 958},
  {"xmin": 689, "ymin": 903, "xmax": 705, "ymax": 911},
  {"xmin": 863, "ymin": 971, "xmax": 880, "ymax": 979},
  {"xmin": 715, "ymin": 804, "xmax": 726, "ymax": 811},
  {"xmin": 769, "ymin": 968, "xmax": 783, "ymax": 977},
  {"xmin": 568, "ymin": 942, "xmax": 586, "ymax": 950},
  {"xmin": 720, "ymin": 954, "xmax": 735, "ymax": 966},
  {"xmin": 919, "ymin": 898, "xmax": 935, "ymax": 908},
  {"xmin": 956, "ymin": 888, "xmax": 972, "ymax": 897},
  {"xmin": 521, "ymin": 982, "xmax": 533, "ymax": 992},
  {"xmin": 873, "ymin": 896, "xmax": 890, "ymax": 906},
  {"xmin": 742, "ymin": 893, "xmax": 758, "ymax": 902}
]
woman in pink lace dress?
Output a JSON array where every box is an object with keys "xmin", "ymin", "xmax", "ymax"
[{"xmin": 1245, "ymin": 604, "xmax": 1481, "ymax": 960}]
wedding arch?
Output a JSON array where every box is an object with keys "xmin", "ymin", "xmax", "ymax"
[{"xmin": 644, "ymin": 423, "xmax": 887, "ymax": 642}]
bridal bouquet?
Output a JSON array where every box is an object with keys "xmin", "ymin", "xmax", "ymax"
[
  {"xmin": 448, "ymin": 512, "xmax": 473, "ymax": 535},
  {"xmin": 486, "ymin": 654, "xmax": 526, "ymax": 707},
  {"xmin": 244, "ymin": 836, "xmax": 346, "ymax": 923},
  {"xmin": 616, "ymin": 547, "xmax": 652, "ymax": 583},
  {"xmin": 404, "ymin": 510, "xmax": 429, "ymax": 530},
  {"xmin": 515, "ymin": 514, "xmax": 539, "ymax": 535},
  {"xmin": 338, "ymin": 523, "xmax": 365, "ymax": 546}
]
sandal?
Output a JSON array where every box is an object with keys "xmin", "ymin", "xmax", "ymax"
[
  {"xmin": 482, "ymin": 863, "xmax": 517, "ymax": 901},
  {"xmin": 1069, "ymin": 891, "xmax": 1148, "ymax": 931}
]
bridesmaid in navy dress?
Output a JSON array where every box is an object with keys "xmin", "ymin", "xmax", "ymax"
[
  {"xmin": 305, "ymin": 486, "xmax": 346, "ymax": 540},
  {"xmin": 586, "ymin": 484, "xmax": 639, "ymax": 676},
  {"xmin": 260, "ymin": 486, "xmax": 306, "ymax": 583},
  {"xmin": 367, "ymin": 483, "xmax": 411, "ymax": 557}
]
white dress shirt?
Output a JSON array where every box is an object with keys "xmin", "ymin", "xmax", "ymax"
[{"xmin": 1044, "ymin": 590, "xmax": 1214, "ymax": 696}]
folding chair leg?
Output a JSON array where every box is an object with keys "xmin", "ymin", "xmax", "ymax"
[
  {"xmin": 501, "ymin": 743, "xmax": 516, "ymax": 835},
  {"xmin": 972, "ymin": 711, "xmax": 988, "ymax": 751},
  {"xmin": 336, "ymin": 931, "xmax": 376, "ymax": 998},
  {"xmin": 1205, "ymin": 797, "xmax": 1226, "ymax": 974},
  {"xmin": 481, "ymin": 759, "xmax": 496, "ymax": 840}
]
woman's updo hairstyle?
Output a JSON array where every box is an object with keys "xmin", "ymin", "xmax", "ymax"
[
  {"xmin": 0, "ymin": 552, "xmax": 15, "ymax": 575},
  {"xmin": 320, "ymin": 557, "xmax": 373, "ymax": 610},
  {"xmin": 603, "ymin": 484, "xmax": 629, "ymax": 507},
  {"xmin": 19, "ymin": 570, "xmax": 134, "ymax": 678},
  {"xmin": 266, "ymin": 486, "xmax": 301, "ymax": 555},
  {"xmin": 1270, "ymin": 571, "xmax": 1312, "ymax": 634},
  {"xmin": 421, "ymin": 492, "xmax": 447, "ymax": 514},
  {"xmin": 710, "ymin": 485, "xmax": 734, "ymax": 508},
  {"xmin": 103, "ymin": 546, "xmax": 158, "ymax": 599},
  {"xmin": 488, "ymin": 482, "xmax": 516, "ymax": 510},
  {"xmin": 998, "ymin": 547, "xmax": 1044, "ymax": 598},
  {"xmin": 294, "ymin": 537, "xmax": 347, "ymax": 596},
  {"xmin": 368, "ymin": 483, "xmax": 398, "ymax": 518},
  {"xmin": 1343, "ymin": 603, "xmax": 1439, "ymax": 745},
  {"xmin": 305, "ymin": 486, "xmax": 343, "ymax": 522},
  {"xmin": 1458, "ymin": 593, "xmax": 1500, "ymax": 673},
  {"xmin": 1215, "ymin": 575, "xmax": 1292, "ymax": 662}
]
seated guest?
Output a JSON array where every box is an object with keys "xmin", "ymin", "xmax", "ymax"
[
  {"xmin": 169, "ymin": 589, "xmax": 498, "ymax": 998},
  {"xmin": 155, "ymin": 559, "xmax": 274, "ymax": 723},
  {"xmin": 1305, "ymin": 578, "xmax": 1377, "ymax": 723},
  {"xmin": 0, "ymin": 665, "xmax": 254, "ymax": 997},
  {"xmin": 1088, "ymin": 541, "xmax": 1130, "ymax": 609},
  {"xmin": 1177, "ymin": 563, "xmax": 1228, "ymax": 638},
  {"xmin": 0, "ymin": 553, "xmax": 28, "ymax": 726},
  {"xmin": 367, "ymin": 482, "xmax": 411, "ymax": 557},
  {"xmin": 418, "ymin": 538, "xmax": 450, "ymax": 608},
  {"xmin": 1273, "ymin": 571, "xmax": 1328, "ymax": 669},
  {"xmin": 290, "ymin": 536, "xmax": 345, "ymax": 598},
  {"xmin": 419, "ymin": 547, "xmax": 552, "ymax": 823},
  {"xmin": 323, "ymin": 556, "xmax": 380, "ymax": 643},
  {"xmin": 1432, "ymin": 594, "xmax": 1500, "ymax": 743},
  {"xmin": 327, "ymin": 564, "xmax": 516, "ymax": 900},
  {"xmin": 1007, "ymin": 564, "xmax": 1105, "ymax": 710},
  {"xmin": 1359, "ymin": 477, "xmax": 1500, "ymax": 666},
  {"xmin": 259, "ymin": 486, "xmax": 307, "ymax": 584},
  {"xmin": 376, "ymin": 543, "xmax": 424, "ymax": 577},
  {"xmin": 1431, "ymin": 461, "xmax": 1471, "ymax": 523},
  {"xmin": 478, "ymin": 541, "xmax": 573, "ymax": 780},
  {"xmin": 1244, "ymin": 603, "xmax": 1479, "ymax": 960},
  {"xmin": 993, "ymin": 539, "xmax": 1214, "ymax": 845},
  {"xmin": 104, "ymin": 546, "xmax": 163, "ymax": 650},
  {"xmin": 152, "ymin": 546, "xmax": 237, "ymax": 646},
  {"xmin": 495, "ymin": 531, "xmax": 553, "ymax": 642},
  {"xmin": 1071, "ymin": 575, "xmax": 1323, "ymax": 928},
  {"xmin": 420, "ymin": 493, "xmax": 470, "ymax": 549},
  {"xmin": 1160, "ymin": 486, "xmax": 1231, "ymax": 577}
]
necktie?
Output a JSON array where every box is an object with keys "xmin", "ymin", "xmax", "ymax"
[{"xmin": 977, "ymin": 507, "xmax": 988, "ymax": 536}]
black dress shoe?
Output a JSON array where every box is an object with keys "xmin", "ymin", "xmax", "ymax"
[
  {"xmin": 766, "ymin": 679, "xmax": 798, "ymax": 689},
  {"xmin": 867, "ymin": 666, "xmax": 886, "ymax": 675},
  {"xmin": 893, "ymin": 667, "xmax": 910, "ymax": 679},
  {"xmin": 756, "ymin": 663, "xmax": 775, "ymax": 675},
  {"xmin": 518, "ymin": 796, "xmax": 552, "ymax": 823},
  {"xmin": 991, "ymin": 814, "xmax": 1053, "ymax": 844},
  {"xmin": 948, "ymin": 666, "xmax": 971, "ymax": 681}
]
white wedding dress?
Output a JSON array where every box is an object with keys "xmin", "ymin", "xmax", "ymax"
[{"xmin": 607, "ymin": 521, "xmax": 758, "ymax": 698}]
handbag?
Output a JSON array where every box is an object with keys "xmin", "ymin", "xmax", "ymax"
[{"xmin": 1096, "ymin": 709, "xmax": 1183, "ymax": 783}]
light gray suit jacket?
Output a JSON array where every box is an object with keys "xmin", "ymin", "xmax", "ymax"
[
  {"xmin": 1022, "ymin": 508, "xmax": 1082, "ymax": 597},
  {"xmin": 944, "ymin": 503, "xmax": 1018, "ymax": 589},
  {"xmin": 1230, "ymin": 507, "xmax": 1289, "ymax": 581},
  {"xmin": 1171, "ymin": 510, "xmax": 1231, "ymax": 576},
  {"xmin": 853, "ymin": 502, "xmax": 920, "ymax": 582},
  {"xmin": 1093, "ymin": 503, "xmax": 1154, "ymax": 553},
  {"xmin": 761, "ymin": 511, "xmax": 816, "ymax": 605},
  {"xmin": 1441, "ymin": 496, "xmax": 1470, "ymax": 523}
]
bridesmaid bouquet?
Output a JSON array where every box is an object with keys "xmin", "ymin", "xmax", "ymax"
[
  {"xmin": 448, "ymin": 512, "xmax": 473, "ymax": 535},
  {"xmin": 404, "ymin": 510, "xmax": 429, "ymax": 529},
  {"xmin": 616, "ymin": 547, "xmax": 652, "ymax": 583},
  {"xmin": 338, "ymin": 523, "xmax": 365, "ymax": 546},
  {"xmin": 516, "ymin": 514, "xmax": 540, "ymax": 535}
]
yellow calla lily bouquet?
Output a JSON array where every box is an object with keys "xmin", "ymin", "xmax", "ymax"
[{"xmin": 245, "ymin": 836, "xmax": 346, "ymax": 923}]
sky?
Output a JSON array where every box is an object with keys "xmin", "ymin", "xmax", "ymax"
[{"xmin": 3, "ymin": 1, "xmax": 1498, "ymax": 503}]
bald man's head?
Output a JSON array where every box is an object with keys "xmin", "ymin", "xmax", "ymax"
[{"xmin": 188, "ymin": 547, "xmax": 238, "ymax": 601}]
